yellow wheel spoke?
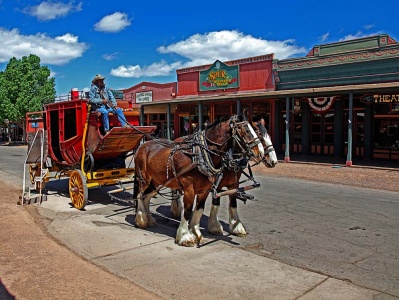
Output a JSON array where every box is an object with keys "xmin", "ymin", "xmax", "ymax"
[{"xmin": 69, "ymin": 170, "xmax": 88, "ymax": 210}]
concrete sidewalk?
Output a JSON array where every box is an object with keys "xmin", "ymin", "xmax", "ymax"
[{"xmin": 19, "ymin": 181, "xmax": 393, "ymax": 300}]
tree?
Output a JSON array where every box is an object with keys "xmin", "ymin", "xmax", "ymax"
[{"xmin": 0, "ymin": 54, "xmax": 55, "ymax": 142}]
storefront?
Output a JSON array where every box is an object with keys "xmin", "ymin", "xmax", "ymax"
[
  {"xmin": 123, "ymin": 33, "xmax": 399, "ymax": 163},
  {"xmin": 273, "ymin": 34, "xmax": 399, "ymax": 163}
]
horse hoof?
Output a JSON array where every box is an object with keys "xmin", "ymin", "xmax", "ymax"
[
  {"xmin": 135, "ymin": 212, "xmax": 148, "ymax": 229},
  {"xmin": 208, "ymin": 222, "xmax": 223, "ymax": 236},
  {"xmin": 230, "ymin": 222, "xmax": 247, "ymax": 237},
  {"xmin": 176, "ymin": 233, "xmax": 196, "ymax": 247},
  {"xmin": 208, "ymin": 230, "xmax": 223, "ymax": 236},
  {"xmin": 176, "ymin": 238, "xmax": 196, "ymax": 247},
  {"xmin": 148, "ymin": 218, "xmax": 158, "ymax": 228}
]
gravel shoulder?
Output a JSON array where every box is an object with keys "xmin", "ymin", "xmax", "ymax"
[
  {"xmin": 252, "ymin": 161, "xmax": 399, "ymax": 193},
  {"xmin": 0, "ymin": 182, "xmax": 163, "ymax": 300}
]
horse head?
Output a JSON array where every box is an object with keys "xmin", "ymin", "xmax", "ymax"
[
  {"xmin": 252, "ymin": 121, "xmax": 278, "ymax": 168},
  {"xmin": 229, "ymin": 114, "xmax": 264, "ymax": 160}
]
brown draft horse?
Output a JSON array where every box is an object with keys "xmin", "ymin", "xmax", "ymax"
[
  {"xmin": 207, "ymin": 120, "xmax": 278, "ymax": 236},
  {"xmin": 170, "ymin": 120, "xmax": 278, "ymax": 238},
  {"xmin": 133, "ymin": 114, "xmax": 264, "ymax": 246}
]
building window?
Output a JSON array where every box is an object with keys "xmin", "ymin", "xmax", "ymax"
[{"xmin": 374, "ymin": 118, "xmax": 399, "ymax": 149}]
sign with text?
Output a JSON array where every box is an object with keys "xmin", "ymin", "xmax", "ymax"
[
  {"xmin": 361, "ymin": 94, "xmax": 399, "ymax": 103},
  {"xmin": 199, "ymin": 60, "xmax": 239, "ymax": 91},
  {"xmin": 136, "ymin": 91, "xmax": 153, "ymax": 103}
]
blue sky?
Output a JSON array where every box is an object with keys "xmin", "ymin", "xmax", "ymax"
[{"xmin": 0, "ymin": 0, "xmax": 398, "ymax": 96}]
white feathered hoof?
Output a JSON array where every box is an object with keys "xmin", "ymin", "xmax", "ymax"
[
  {"xmin": 230, "ymin": 221, "xmax": 247, "ymax": 237},
  {"xmin": 175, "ymin": 233, "xmax": 196, "ymax": 247},
  {"xmin": 135, "ymin": 211, "xmax": 148, "ymax": 229},
  {"xmin": 175, "ymin": 227, "xmax": 196, "ymax": 247}
]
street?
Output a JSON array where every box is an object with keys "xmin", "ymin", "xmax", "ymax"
[{"xmin": 1, "ymin": 144, "xmax": 398, "ymax": 299}]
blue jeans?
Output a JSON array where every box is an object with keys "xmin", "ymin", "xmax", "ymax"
[{"xmin": 97, "ymin": 106, "xmax": 127, "ymax": 131}]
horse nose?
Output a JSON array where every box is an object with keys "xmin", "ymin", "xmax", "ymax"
[{"xmin": 268, "ymin": 160, "xmax": 277, "ymax": 168}]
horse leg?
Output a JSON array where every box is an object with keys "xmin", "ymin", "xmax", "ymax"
[
  {"xmin": 189, "ymin": 192, "xmax": 208, "ymax": 244},
  {"xmin": 134, "ymin": 174, "xmax": 149, "ymax": 229},
  {"xmin": 175, "ymin": 186, "xmax": 196, "ymax": 247},
  {"xmin": 144, "ymin": 190, "xmax": 158, "ymax": 227},
  {"xmin": 170, "ymin": 189, "xmax": 182, "ymax": 218},
  {"xmin": 229, "ymin": 195, "xmax": 247, "ymax": 236},
  {"xmin": 208, "ymin": 196, "xmax": 224, "ymax": 235},
  {"xmin": 135, "ymin": 190, "xmax": 148, "ymax": 229},
  {"xmin": 135, "ymin": 182, "xmax": 158, "ymax": 228}
]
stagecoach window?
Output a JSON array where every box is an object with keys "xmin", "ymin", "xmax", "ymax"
[{"xmin": 64, "ymin": 109, "xmax": 77, "ymax": 140}]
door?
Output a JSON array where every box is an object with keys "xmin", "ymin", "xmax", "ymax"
[{"xmin": 310, "ymin": 112, "xmax": 334, "ymax": 155}]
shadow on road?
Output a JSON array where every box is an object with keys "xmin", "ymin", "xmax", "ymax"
[{"xmin": 0, "ymin": 278, "xmax": 15, "ymax": 300}]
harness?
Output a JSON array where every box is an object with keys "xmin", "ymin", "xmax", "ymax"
[{"xmin": 135, "ymin": 116, "xmax": 263, "ymax": 201}]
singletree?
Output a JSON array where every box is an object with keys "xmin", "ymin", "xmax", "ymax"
[{"xmin": 0, "ymin": 54, "xmax": 55, "ymax": 142}]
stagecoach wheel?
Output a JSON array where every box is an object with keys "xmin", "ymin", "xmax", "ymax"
[{"xmin": 69, "ymin": 170, "xmax": 88, "ymax": 210}]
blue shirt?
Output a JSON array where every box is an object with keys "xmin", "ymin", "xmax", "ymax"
[{"xmin": 89, "ymin": 84, "xmax": 116, "ymax": 106}]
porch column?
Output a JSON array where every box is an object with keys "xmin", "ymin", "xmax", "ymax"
[
  {"xmin": 346, "ymin": 93, "xmax": 353, "ymax": 166},
  {"xmin": 198, "ymin": 101, "xmax": 203, "ymax": 130},
  {"xmin": 140, "ymin": 105, "xmax": 144, "ymax": 126},
  {"xmin": 237, "ymin": 99, "xmax": 241, "ymax": 116},
  {"xmin": 167, "ymin": 103, "xmax": 171, "ymax": 140},
  {"xmin": 285, "ymin": 97, "xmax": 290, "ymax": 162}
]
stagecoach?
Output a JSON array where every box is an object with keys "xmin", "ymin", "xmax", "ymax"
[{"xmin": 21, "ymin": 91, "xmax": 156, "ymax": 210}]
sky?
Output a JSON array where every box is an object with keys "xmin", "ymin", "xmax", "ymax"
[{"xmin": 0, "ymin": 0, "xmax": 398, "ymax": 97}]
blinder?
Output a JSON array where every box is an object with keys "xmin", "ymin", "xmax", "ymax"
[{"xmin": 229, "ymin": 117, "xmax": 262, "ymax": 158}]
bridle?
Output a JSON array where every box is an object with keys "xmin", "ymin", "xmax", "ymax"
[
  {"xmin": 253, "ymin": 123, "xmax": 276, "ymax": 168},
  {"xmin": 229, "ymin": 116, "xmax": 263, "ymax": 160}
]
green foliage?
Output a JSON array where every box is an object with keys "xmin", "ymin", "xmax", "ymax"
[{"xmin": 0, "ymin": 54, "xmax": 56, "ymax": 126}]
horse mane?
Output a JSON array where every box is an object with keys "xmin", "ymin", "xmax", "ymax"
[
  {"xmin": 257, "ymin": 122, "xmax": 267, "ymax": 136},
  {"xmin": 205, "ymin": 117, "xmax": 224, "ymax": 130}
]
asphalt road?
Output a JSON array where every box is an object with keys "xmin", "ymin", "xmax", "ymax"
[{"xmin": 1, "ymin": 144, "xmax": 398, "ymax": 299}]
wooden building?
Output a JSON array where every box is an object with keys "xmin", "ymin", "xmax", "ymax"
[
  {"xmin": 125, "ymin": 34, "xmax": 399, "ymax": 163},
  {"xmin": 273, "ymin": 34, "xmax": 399, "ymax": 162}
]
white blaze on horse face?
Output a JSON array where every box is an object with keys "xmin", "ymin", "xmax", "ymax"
[
  {"xmin": 247, "ymin": 124, "xmax": 264, "ymax": 158},
  {"xmin": 263, "ymin": 132, "xmax": 278, "ymax": 165}
]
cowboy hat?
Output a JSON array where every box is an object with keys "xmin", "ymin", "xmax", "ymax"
[{"xmin": 92, "ymin": 74, "xmax": 106, "ymax": 84}]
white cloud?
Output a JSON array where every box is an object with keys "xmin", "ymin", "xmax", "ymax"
[
  {"xmin": 94, "ymin": 12, "xmax": 131, "ymax": 33},
  {"xmin": 111, "ymin": 60, "xmax": 182, "ymax": 78},
  {"xmin": 24, "ymin": 1, "xmax": 82, "ymax": 21},
  {"xmin": 340, "ymin": 30, "xmax": 382, "ymax": 41},
  {"xmin": 320, "ymin": 32, "xmax": 329, "ymax": 42},
  {"xmin": 0, "ymin": 28, "xmax": 88, "ymax": 65},
  {"xmin": 103, "ymin": 52, "xmax": 119, "ymax": 61},
  {"xmin": 111, "ymin": 30, "xmax": 306, "ymax": 78},
  {"xmin": 364, "ymin": 24, "xmax": 374, "ymax": 30}
]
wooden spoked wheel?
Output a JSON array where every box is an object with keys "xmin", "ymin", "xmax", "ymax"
[{"xmin": 69, "ymin": 170, "xmax": 88, "ymax": 210}]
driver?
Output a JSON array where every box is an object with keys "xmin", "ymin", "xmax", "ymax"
[{"xmin": 89, "ymin": 74, "xmax": 129, "ymax": 135}]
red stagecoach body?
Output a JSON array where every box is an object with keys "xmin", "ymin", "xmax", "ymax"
[{"xmin": 23, "ymin": 91, "xmax": 156, "ymax": 210}]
